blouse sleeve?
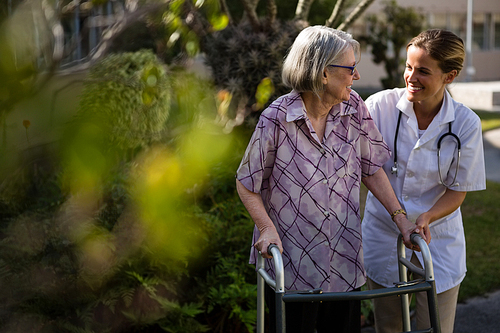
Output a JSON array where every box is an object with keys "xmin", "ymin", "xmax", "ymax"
[
  {"xmin": 357, "ymin": 99, "xmax": 391, "ymax": 178},
  {"xmin": 236, "ymin": 113, "xmax": 278, "ymax": 193}
]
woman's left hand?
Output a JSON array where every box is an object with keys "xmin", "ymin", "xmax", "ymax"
[
  {"xmin": 415, "ymin": 213, "xmax": 432, "ymax": 245},
  {"xmin": 394, "ymin": 214, "xmax": 430, "ymax": 251}
]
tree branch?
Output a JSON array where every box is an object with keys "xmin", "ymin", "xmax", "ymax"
[
  {"xmin": 89, "ymin": 2, "xmax": 169, "ymax": 63},
  {"xmin": 240, "ymin": 0, "xmax": 261, "ymax": 31},
  {"xmin": 325, "ymin": 0, "xmax": 345, "ymax": 28},
  {"xmin": 219, "ymin": 0, "xmax": 233, "ymax": 26},
  {"xmin": 265, "ymin": 0, "xmax": 277, "ymax": 28},
  {"xmin": 294, "ymin": 0, "xmax": 314, "ymax": 21},
  {"xmin": 337, "ymin": 0, "xmax": 375, "ymax": 31}
]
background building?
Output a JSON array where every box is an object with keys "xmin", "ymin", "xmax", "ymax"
[{"xmin": 350, "ymin": 0, "xmax": 500, "ymax": 89}]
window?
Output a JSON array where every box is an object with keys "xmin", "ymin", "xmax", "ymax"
[
  {"xmin": 448, "ymin": 13, "xmax": 467, "ymax": 42},
  {"xmin": 428, "ymin": 13, "xmax": 448, "ymax": 30},
  {"xmin": 473, "ymin": 13, "xmax": 485, "ymax": 50},
  {"xmin": 494, "ymin": 14, "xmax": 500, "ymax": 50}
]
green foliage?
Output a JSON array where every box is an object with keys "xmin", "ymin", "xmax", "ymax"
[
  {"xmin": 0, "ymin": 48, "xmax": 261, "ymax": 332},
  {"xmin": 203, "ymin": 20, "xmax": 301, "ymax": 114},
  {"xmin": 359, "ymin": 0, "xmax": 425, "ymax": 89},
  {"xmin": 203, "ymin": 255, "xmax": 256, "ymax": 333},
  {"xmin": 192, "ymin": 194, "xmax": 256, "ymax": 333},
  {"xmin": 73, "ymin": 49, "xmax": 171, "ymax": 153}
]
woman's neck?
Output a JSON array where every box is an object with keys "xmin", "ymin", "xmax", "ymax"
[
  {"xmin": 301, "ymin": 91, "xmax": 334, "ymax": 141},
  {"xmin": 301, "ymin": 91, "xmax": 336, "ymax": 120},
  {"xmin": 413, "ymin": 98, "xmax": 444, "ymax": 130}
]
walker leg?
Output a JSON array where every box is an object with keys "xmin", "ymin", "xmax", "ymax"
[
  {"xmin": 276, "ymin": 292, "xmax": 285, "ymax": 333},
  {"xmin": 257, "ymin": 274, "xmax": 265, "ymax": 333},
  {"xmin": 401, "ymin": 292, "xmax": 411, "ymax": 332},
  {"xmin": 427, "ymin": 281, "xmax": 441, "ymax": 333}
]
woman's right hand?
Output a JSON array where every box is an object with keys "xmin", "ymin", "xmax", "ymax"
[{"xmin": 254, "ymin": 226, "xmax": 282, "ymax": 259}]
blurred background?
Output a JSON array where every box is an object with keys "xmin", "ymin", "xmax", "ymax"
[{"xmin": 0, "ymin": 0, "xmax": 499, "ymax": 332}]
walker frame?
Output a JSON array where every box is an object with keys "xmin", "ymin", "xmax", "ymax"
[{"xmin": 256, "ymin": 233, "xmax": 441, "ymax": 333}]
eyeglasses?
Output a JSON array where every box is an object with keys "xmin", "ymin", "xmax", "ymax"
[{"xmin": 328, "ymin": 64, "xmax": 357, "ymax": 75}]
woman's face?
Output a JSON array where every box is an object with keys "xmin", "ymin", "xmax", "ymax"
[
  {"xmin": 404, "ymin": 45, "xmax": 453, "ymax": 108},
  {"xmin": 323, "ymin": 48, "xmax": 360, "ymax": 104}
]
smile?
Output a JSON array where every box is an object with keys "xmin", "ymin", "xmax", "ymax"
[{"xmin": 407, "ymin": 85, "xmax": 423, "ymax": 92}]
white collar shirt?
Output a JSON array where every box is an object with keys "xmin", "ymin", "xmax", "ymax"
[{"xmin": 362, "ymin": 88, "xmax": 486, "ymax": 294}]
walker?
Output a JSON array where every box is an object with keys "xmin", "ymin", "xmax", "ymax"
[{"xmin": 256, "ymin": 233, "xmax": 440, "ymax": 333}]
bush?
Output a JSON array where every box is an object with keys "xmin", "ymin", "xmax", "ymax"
[
  {"xmin": 0, "ymin": 49, "xmax": 258, "ymax": 332},
  {"xmin": 203, "ymin": 20, "xmax": 301, "ymax": 115}
]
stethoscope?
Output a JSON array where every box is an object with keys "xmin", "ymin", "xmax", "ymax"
[{"xmin": 391, "ymin": 111, "xmax": 461, "ymax": 187}]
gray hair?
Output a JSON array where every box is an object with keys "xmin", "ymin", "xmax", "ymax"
[{"xmin": 282, "ymin": 25, "xmax": 360, "ymax": 96}]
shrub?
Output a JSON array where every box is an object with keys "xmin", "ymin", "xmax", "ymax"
[
  {"xmin": 203, "ymin": 20, "xmax": 301, "ymax": 116},
  {"xmin": 0, "ymin": 49, "xmax": 260, "ymax": 332}
]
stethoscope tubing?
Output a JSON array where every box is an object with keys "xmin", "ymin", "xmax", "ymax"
[
  {"xmin": 437, "ymin": 131, "xmax": 461, "ymax": 187},
  {"xmin": 392, "ymin": 111, "xmax": 461, "ymax": 188}
]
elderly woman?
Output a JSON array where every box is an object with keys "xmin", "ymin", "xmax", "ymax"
[{"xmin": 236, "ymin": 26, "xmax": 425, "ymax": 333}]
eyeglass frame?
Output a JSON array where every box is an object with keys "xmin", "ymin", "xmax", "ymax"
[{"xmin": 328, "ymin": 64, "xmax": 357, "ymax": 75}]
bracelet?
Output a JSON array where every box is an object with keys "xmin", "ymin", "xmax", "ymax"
[{"xmin": 391, "ymin": 209, "xmax": 407, "ymax": 221}]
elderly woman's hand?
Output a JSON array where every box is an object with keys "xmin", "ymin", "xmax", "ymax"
[
  {"xmin": 394, "ymin": 214, "xmax": 430, "ymax": 251},
  {"xmin": 254, "ymin": 226, "xmax": 282, "ymax": 259}
]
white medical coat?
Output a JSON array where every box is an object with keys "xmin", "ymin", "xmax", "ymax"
[{"xmin": 362, "ymin": 88, "xmax": 486, "ymax": 294}]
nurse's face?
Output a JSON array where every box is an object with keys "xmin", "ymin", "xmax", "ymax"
[{"xmin": 404, "ymin": 46, "xmax": 455, "ymax": 109}]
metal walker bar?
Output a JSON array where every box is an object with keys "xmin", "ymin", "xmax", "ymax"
[{"xmin": 256, "ymin": 233, "xmax": 441, "ymax": 333}]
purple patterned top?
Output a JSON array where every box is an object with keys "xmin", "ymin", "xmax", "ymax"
[{"xmin": 237, "ymin": 90, "xmax": 390, "ymax": 292}]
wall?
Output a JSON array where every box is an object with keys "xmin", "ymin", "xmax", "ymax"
[{"xmin": 350, "ymin": 0, "xmax": 500, "ymax": 89}]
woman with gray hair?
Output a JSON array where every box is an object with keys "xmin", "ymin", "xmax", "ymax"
[{"xmin": 236, "ymin": 26, "xmax": 426, "ymax": 332}]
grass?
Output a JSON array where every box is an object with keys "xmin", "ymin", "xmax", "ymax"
[
  {"xmin": 477, "ymin": 110, "xmax": 500, "ymax": 132},
  {"xmin": 460, "ymin": 181, "xmax": 500, "ymax": 301}
]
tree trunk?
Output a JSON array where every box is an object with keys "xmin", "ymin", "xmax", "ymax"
[
  {"xmin": 325, "ymin": 0, "xmax": 345, "ymax": 28},
  {"xmin": 265, "ymin": 0, "xmax": 277, "ymax": 27},
  {"xmin": 337, "ymin": 0, "xmax": 375, "ymax": 31},
  {"xmin": 240, "ymin": 0, "xmax": 261, "ymax": 31},
  {"xmin": 294, "ymin": 0, "xmax": 315, "ymax": 21}
]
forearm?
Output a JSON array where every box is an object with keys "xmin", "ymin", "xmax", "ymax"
[
  {"xmin": 236, "ymin": 179, "xmax": 274, "ymax": 232},
  {"xmin": 417, "ymin": 188, "xmax": 467, "ymax": 226},
  {"xmin": 236, "ymin": 179, "xmax": 282, "ymax": 256},
  {"xmin": 362, "ymin": 168, "xmax": 403, "ymax": 215},
  {"xmin": 362, "ymin": 168, "xmax": 430, "ymax": 246}
]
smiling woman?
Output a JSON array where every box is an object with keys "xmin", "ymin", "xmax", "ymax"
[
  {"xmin": 235, "ymin": 25, "xmax": 420, "ymax": 333},
  {"xmin": 362, "ymin": 29, "xmax": 486, "ymax": 333}
]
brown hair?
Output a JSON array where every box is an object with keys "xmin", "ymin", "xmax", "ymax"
[{"xmin": 407, "ymin": 29, "xmax": 465, "ymax": 76}]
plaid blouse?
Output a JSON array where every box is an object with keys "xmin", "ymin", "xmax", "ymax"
[{"xmin": 237, "ymin": 90, "xmax": 390, "ymax": 292}]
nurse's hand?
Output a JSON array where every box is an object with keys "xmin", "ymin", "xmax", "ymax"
[
  {"xmin": 394, "ymin": 214, "xmax": 429, "ymax": 251},
  {"xmin": 415, "ymin": 213, "xmax": 432, "ymax": 245},
  {"xmin": 254, "ymin": 226, "xmax": 282, "ymax": 259}
]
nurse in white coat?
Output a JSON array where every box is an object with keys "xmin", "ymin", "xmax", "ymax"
[{"xmin": 362, "ymin": 29, "xmax": 486, "ymax": 333}]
